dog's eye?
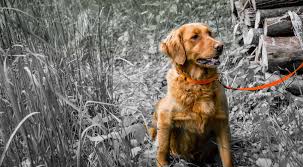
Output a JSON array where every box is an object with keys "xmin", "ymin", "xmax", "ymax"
[{"xmin": 191, "ymin": 34, "xmax": 199, "ymax": 40}]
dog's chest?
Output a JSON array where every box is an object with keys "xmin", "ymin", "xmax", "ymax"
[
  {"xmin": 168, "ymin": 72, "xmax": 219, "ymax": 133},
  {"xmin": 173, "ymin": 105, "xmax": 215, "ymax": 133},
  {"xmin": 173, "ymin": 115, "xmax": 213, "ymax": 135},
  {"xmin": 170, "ymin": 79, "xmax": 217, "ymax": 105}
]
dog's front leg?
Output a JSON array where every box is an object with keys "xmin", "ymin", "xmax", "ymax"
[
  {"xmin": 215, "ymin": 84, "xmax": 233, "ymax": 167},
  {"xmin": 156, "ymin": 110, "xmax": 172, "ymax": 167},
  {"xmin": 216, "ymin": 121, "xmax": 233, "ymax": 167}
]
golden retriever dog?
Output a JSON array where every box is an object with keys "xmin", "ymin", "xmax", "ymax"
[{"xmin": 149, "ymin": 23, "xmax": 233, "ymax": 167}]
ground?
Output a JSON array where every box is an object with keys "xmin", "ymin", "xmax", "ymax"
[
  {"xmin": 114, "ymin": 39, "xmax": 303, "ymax": 166},
  {"xmin": 0, "ymin": 0, "xmax": 303, "ymax": 167}
]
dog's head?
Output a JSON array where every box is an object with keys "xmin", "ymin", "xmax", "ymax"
[{"xmin": 160, "ymin": 23, "xmax": 223, "ymax": 68}]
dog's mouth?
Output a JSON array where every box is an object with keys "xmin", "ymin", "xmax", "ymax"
[{"xmin": 196, "ymin": 58, "xmax": 220, "ymax": 67}]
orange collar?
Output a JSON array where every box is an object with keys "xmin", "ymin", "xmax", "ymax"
[
  {"xmin": 175, "ymin": 65, "xmax": 218, "ymax": 85},
  {"xmin": 182, "ymin": 74, "xmax": 219, "ymax": 85}
]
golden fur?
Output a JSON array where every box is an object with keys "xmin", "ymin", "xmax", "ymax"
[{"xmin": 150, "ymin": 23, "xmax": 233, "ymax": 167}]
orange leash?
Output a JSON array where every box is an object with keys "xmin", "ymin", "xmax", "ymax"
[
  {"xmin": 221, "ymin": 62, "xmax": 303, "ymax": 91},
  {"xmin": 176, "ymin": 62, "xmax": 303, "ymax": 91}
]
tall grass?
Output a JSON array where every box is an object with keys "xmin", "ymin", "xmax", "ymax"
[
  {"xmin": 0, "ymin": 0, "xmax": 231, "ymax": 166},
  {"xmin": 0, "ymin": 0, "xmax": 116, "ymax": 166}
]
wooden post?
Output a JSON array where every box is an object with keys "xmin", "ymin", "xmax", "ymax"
[
  {"xmin": 230, "ymin": 0, "xmax": 238, "ymax": 23},
  {"xmin": 244, "ymin": 8, "xmax": 256, "ymax": 27},
  {"xmin": 235, "ymin": 1, "xmax": 245, "ymax": 22},
  {"xmin": 264, "ymin": 14, "xmax": 303, "ymax": 36},
  {"xmin": 261, "ymin": 36, "xmax": 303, "ymax": 73},
  {"xmin": 251, "ymin": 0, "xmax": 303, "ymax": 10},
  {"xmin": 255, "ymin": 35, "xmax": 264, "ymax": 62},
  {"xmin": 254, "ymin": 6, "xmax": 303, "ymax": 28},
  {"xmin": 243, "ymin": 28, "xmax": 263, "ymax": 45}
]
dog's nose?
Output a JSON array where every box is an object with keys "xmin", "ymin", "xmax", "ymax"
[{"xmin": 215, "ymin": 43, "xmax": 224, "ymax": 56}]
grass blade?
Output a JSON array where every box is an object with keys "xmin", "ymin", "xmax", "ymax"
[{"xmin": 0, "ymin": 112, "xmax": 40, "ymax": 166}]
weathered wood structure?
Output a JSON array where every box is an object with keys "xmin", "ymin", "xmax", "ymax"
[{"xmin": 231, "ymin": 0, "xmax": 303, "ymax": 94}]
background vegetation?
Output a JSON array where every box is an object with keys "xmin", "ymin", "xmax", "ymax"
[{"xmin": 0, "ymin": 0, "xmax": 302, "ymax": 167}]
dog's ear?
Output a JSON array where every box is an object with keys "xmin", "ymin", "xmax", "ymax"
[{"xmin": 160, "ymin": 29, "xmax": 186, "ymax": 65}]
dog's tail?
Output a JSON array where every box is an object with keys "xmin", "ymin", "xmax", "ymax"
[
  {"xmin": 149, "ymin": 99, "xmax": 167, "ymax": 141},
  {"xmin": 149, "ymin": 110, "xmax": 158, "ymax": 141},
  {"xmin": 149, "ymin": 111, "xmax": 157, "ymax": 141}
]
